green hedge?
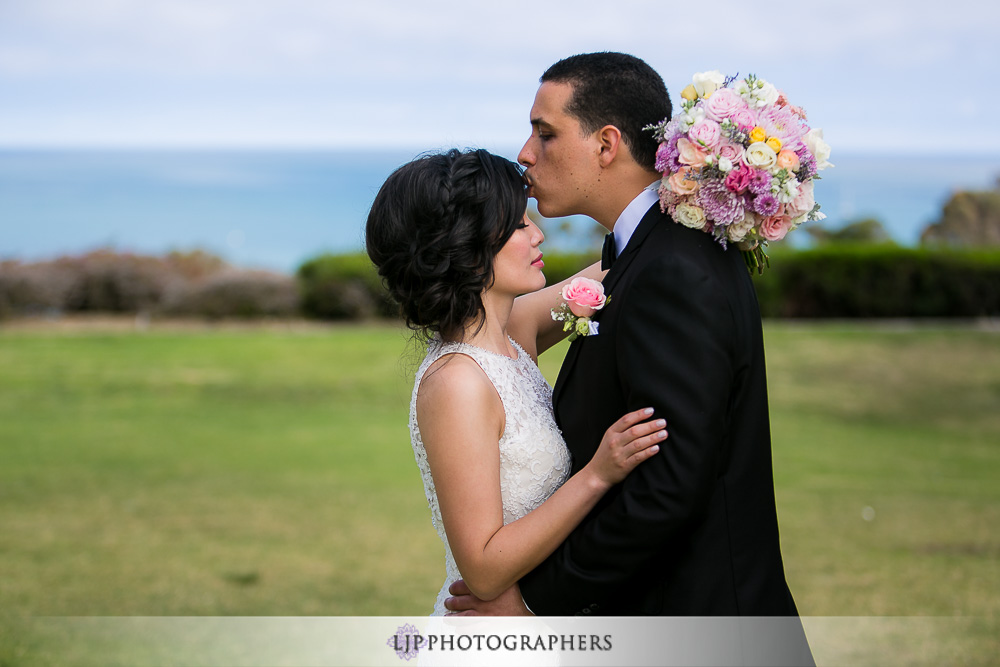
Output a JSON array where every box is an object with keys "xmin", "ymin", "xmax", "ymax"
[
  {"xmin": 296, "ymin": 253, "xmax": 395, "ymax": 320},
  {"xmin": 297, "ymin": 247, "xmax": 1000, "ymax": 321},
  {"xmin": 752, "ymin": 245, "xmax": 1000, "ymax": 318},
  {"xmin": 538, "ymin": 252, "xmax": 601, "ymax": 286}
]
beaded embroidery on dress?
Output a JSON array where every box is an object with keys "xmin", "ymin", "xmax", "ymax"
[{"xmin": 409, "ymin": 337, "xmax": 572, "ymax": 616}]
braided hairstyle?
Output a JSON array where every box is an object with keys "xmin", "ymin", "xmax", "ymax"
[{"xmin": 365, "ymin": 149, "xmax": 527, "ymax": 342}]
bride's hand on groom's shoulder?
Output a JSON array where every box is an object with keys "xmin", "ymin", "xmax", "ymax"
[{"xmin": 444, "ymin": 580, "xmax": 532, "ymax": 616}]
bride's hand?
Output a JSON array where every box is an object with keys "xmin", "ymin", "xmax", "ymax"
[{"xmin": 585, "ymin": 408, "xmax": 666, "ymax": 488}]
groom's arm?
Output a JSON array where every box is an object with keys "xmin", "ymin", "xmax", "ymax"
[{"xmin": 519, "ymin": 252, "xmax": 735, "ymax": 615}]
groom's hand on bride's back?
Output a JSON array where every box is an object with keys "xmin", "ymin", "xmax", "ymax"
[{"xmin": 444, "ymin": 580, "xmax": 532, "ymax": 616}]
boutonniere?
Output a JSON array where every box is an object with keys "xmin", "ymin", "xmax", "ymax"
[{"xmin": 551, "ymin": 277, "xmax": 610, "ymax": 342}]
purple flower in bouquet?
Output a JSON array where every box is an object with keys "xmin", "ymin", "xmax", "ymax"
[
  {"xmin": 795, "ymin": 147, "xmax": 817, "ymax": 179},
  {"xmin": 655, "ymin": 138, "xmax": 682, "ymax": 173},
  {"xmin": 749, "ymin": 169, "xmax": 773, "ymax": 196},
  {"xmin": 753, "ymin": 193, "xmax": 781, "ymax": 217},
  {"xmin": 697, "ymin": 179, "xmax": 744, "ymax": 227}
]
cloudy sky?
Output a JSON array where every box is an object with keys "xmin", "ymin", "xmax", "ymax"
[{"xmin": 1, "ymin": 0, "xmax": 997, "ymax": 154}]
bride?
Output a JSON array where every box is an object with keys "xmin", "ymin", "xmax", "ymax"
[{"xmin": 365, "ymin": 148, "xmax": 667, "ymax": 615}]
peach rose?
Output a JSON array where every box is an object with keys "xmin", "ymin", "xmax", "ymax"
[
  {"xmin": 677, "ymin": 137, "xmax": 708, "ymax": 167},
  {"xmin": 668, "ymin": 166, "xmax": 699, "ymax": 196},
  {"xmin": 561, "ymin": 277, "xmax": 607, "ymax": 318},
  {"xmin": 776, "ymin": 149, "xmax": 800, "ymax": 171}
]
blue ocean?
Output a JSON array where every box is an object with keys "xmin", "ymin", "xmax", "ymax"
[{"xmin": 2, "ymin": 150, "xmax": 998, "ymax": 273}]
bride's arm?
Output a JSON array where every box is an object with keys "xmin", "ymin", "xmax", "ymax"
[
  {"xmin": 417, "ymin": 355, "xmax": 664, "ymax": 602},
  {"xmin": 508, "ymin": 261, "xmax": 604, "ymax": 359}
]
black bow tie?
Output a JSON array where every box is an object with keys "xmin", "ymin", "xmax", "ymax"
[{"xmin": 601, "ymin": 232, "xmax": 617, "ymax": 270}]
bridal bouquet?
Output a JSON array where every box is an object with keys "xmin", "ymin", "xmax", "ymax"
[{"xmin": 646, "ymin": 71, "xmax": 832, "ymax": 274}]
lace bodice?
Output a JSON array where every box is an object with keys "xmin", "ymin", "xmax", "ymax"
[{"xmin": 409, "ymin": 337, "xmax": 572, "ymax": 615}]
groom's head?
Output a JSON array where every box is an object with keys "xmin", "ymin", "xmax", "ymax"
[{"xmin": 519, "ymin": 52, "xmax": 671, "ymax": 221}]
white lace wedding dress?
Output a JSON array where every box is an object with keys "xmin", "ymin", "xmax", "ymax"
[{"xmin": 409, "ymin": 337, "xmax": 572, "ymax": 615}]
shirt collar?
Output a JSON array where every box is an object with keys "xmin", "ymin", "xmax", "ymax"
[{"xmin": 612, "ymin": 182, "xmax": 660, "ymax": 258}]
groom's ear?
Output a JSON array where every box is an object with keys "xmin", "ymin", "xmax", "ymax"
[{"xmin": 595, "ymin": 125, "xmax": 622, "ymax": 167}]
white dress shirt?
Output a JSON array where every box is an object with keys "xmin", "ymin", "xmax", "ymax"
[{"xmin": 611, "ymin": 182, "xmax": 661, "ymax": 260}]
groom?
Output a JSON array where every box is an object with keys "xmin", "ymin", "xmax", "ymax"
[{"xmin": 447, "ymin": 52, "xmax": 809, "ymax": 633}]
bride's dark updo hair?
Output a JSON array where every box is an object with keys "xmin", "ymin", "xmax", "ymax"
[{"xmin": 365, "ymin": 149, "xmax": 527, "ymax": 341}]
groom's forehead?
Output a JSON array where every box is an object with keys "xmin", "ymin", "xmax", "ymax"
[{"xmin": 530, "ymin": 82, "xmax": 576, "ymax": 124}]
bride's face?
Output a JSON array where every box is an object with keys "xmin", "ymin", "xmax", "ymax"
[{"xmin": 490, "ymin": 214, "xmax": 546, "ymax": 297}]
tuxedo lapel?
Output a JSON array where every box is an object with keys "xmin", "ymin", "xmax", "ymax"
[
  {"xmin": 601, "ymin": 203, "xmax": 663, "ymax": 294},
  {"xmin": 552, "ymin": 204, "xmax": 665, "ymax": 415}
]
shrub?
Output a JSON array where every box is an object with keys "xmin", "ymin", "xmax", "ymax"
[
  {"xmin": 539, "ymin": 252, "xmax": 601, "ymax": 287},
  {"xmin": 0, "ymin": 249, "xmax": 233, "ymax": 318},
  {"xmin": 0, "ymin": 261, "xmax": 75, "ymax": 318},
  {"xmin": 55, "ymin": 250, "xmax": 176, "ymax": 312},
  {"xmin": 161, "ymin": 270, "xmax": 300, "ymax": 319},
  {"xmin": 297, "ymin": 253, "xmax": 394, "ymax": 320},
  {"xmin": 753, "ymin": 245, "xmax": 1000, "ymax": 318}
]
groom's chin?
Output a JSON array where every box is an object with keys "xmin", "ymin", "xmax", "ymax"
[{"xmin": 533, "ymin": 200, "xmax": 560, "ymax": 219}]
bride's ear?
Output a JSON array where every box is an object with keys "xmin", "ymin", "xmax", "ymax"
[{"xmin": 596, "ymin": 125, "xmax": 622, "ymax": 167}]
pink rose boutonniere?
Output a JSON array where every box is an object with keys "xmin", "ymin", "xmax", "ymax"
[{"xmin": 551, "ymin": 277, "xmax": 609, "ymax": 342}]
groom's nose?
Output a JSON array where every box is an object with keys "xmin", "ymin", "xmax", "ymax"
[{"xmin": 518, "ymin": 139, "xmax": 535, "ymax": 167}]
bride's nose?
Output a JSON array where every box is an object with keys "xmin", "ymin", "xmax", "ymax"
[{"xmin": 532, "ymin": 222, "xmax": 544, "ymax": 246}]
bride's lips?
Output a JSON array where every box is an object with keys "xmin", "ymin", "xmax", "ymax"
[
  {"xmin": 531, "ymin": 253, "xmax": 544, "ymax": 268},
  {"xmin": 523, "ymin": 172, "xmax": 535, "ymax": 195}
]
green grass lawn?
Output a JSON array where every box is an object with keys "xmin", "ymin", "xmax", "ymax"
[{"xmin": 1, "ymin": 319, "xmax": 997, "ymax": 664}]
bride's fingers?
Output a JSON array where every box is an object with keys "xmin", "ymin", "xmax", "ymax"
[
  {"xmin": 620, "ymin": 418, "xmax": 667, "ymax": 445},
  {"xmin": 624, "ymin": 432, "xmax": 666, "ymax": 464},
  {"xmin": 612, "ymin": 407, "xmax": 655, "ymax": 433},
  {"xmin": 627, "ymin": 442, "xmax": 662, "ymax": 466},
  {"xmin": 622, "ymin": 430, "xmax": 667, "ymax": 459}
]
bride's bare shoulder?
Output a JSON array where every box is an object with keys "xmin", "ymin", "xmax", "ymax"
[
  {"xmin": 417, "ymin": 353, "xmax": 494, "ymax": 407},
  {"xmin": 416, "ymin": 353, "xmax": 503, "ymax": 439}
]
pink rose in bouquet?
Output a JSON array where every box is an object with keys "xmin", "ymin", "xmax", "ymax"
[
  {"xmin": 561, "ymin": 277, "xmax": 607, "ymax": 318},
  {"xmin": 729, "ymin": 106, "xmax": 758, "ymax": 131},
  {"xmin": 787, "ymin": 179, "xmax": 815, "ymax": 218},
  {"xmin": 716, "ymin": 142, "xmax": 744, "ymax": 165},
  {"xmin": 688, "ymin": 119, "xmax": 722, "ymax": 150},
  {"xmin": 760, "ymin": 213, "xmax": 793, "ymax": 241},
  {"xmin": 704, "ymin": 88, "xmax": 747, "ymax": 123}
]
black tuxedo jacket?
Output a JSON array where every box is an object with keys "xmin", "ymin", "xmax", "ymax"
[{"xmin": 521, "ymin": 204, "xmax": 803, "ymax": 619}]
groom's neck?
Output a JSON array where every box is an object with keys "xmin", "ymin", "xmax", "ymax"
[{"xmin": 592, "ymin": 166, "xmax": 661, "ymax": 232}]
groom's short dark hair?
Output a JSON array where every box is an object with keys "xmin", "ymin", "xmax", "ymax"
[{"xmin": 541, "ymin": 52, "xmax": 671, "ymax": 170}]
